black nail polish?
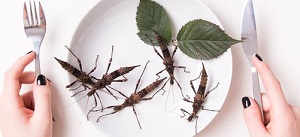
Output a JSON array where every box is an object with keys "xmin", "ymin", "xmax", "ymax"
[
  {"xmin": 255, "ymin": 54, "xmax": 263, "ymax": 61},
  {"xmin": 26, "ymin": 51, "xmax": 33, "ymax": 55},
  {"xmin": 242, "ymin": 97, "xmax": 251, "ymax": 108},
  {"xmin": 37, "ymin": 75, "xmax": 47, "ymax": 86}
]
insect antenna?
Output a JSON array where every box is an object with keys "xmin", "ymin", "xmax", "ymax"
[{"xmin": 164, "ymin": 84, "xmax": 176, "ymax": 110}]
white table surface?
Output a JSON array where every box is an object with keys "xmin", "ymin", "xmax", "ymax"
[{"xmin": 0, "ymin": 0, "xmax": 299, "ymax": 137}]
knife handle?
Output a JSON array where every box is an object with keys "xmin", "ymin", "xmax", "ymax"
[{"xmin": 252, "ymin": 68, "xmax": 264, "ymax": 123}]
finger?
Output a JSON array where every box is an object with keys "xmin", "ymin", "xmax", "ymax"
[
  {"xmin": 261, "ymin": 93, "xmax": 270, "ymax": 112},
  {"xmin": 263, "ymin": 111, "xmax": 270, "ymax": 126},
  {"xmin": 32, "ymin": 74, "xmax": 52, "ymax": 119},
  {"xmin": 19, "ymin": 71, "xmax": 35, "ymax": 84},
  {"xmin": 261, "ymin": 93, "xmax": 271, "ymax": 124},
  {"xmin": 3, "ymin": 52, "xmax": 35, "ymax": 98},
  {"xmin": 252, "ymin": 54, "xmax": 288, "ymax": 111},
  {"xmin": 242, "ymin": 96, "xmax": 268, "ymax": 136},
  {"xmin": 21, "ymin": 91, "xmax": 34, "ymax": 110}
]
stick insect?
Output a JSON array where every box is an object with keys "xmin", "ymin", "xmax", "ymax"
[
  {"xmin": 180, "ymin": 63, "xmax": 219, "ymax": 135},
  {"xmin": 54, "ymin": 45, "xmax": 98, "ymax": 96},
  {"xmin": 147, "ymin": 32, "xmax": 189, "ymax": 99},
  {"xmin": 85, "ymin": 46, "xmax": 140, "ymax": 120},
  {"xmin": 94, "ymin": 61, "xmax": 166, "ymax": 129}
]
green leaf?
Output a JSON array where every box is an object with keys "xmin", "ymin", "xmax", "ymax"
[
  {"xmin": 177, "ymin": 19, "xmax": 241, "ymax": 60},
  {"xmin": 136, "ymin": 0, "xmax": 172, "ymax": 46}
]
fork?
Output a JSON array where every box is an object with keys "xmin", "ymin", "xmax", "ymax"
[{"xmin": 23, "ymin": 1, "xmax": 46, "ymax": 76}]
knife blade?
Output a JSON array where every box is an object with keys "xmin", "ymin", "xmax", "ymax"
[{"xmin": 241, "ymin": 0, "xmax": 264, "ymax": 122}]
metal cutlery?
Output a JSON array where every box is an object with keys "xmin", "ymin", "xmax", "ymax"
[
  {"xmin": 241, "ymin": 0, "xmax": 264, "ymax": 122},
  {"xmin": 23, "ymin": 1, "xmax": 46, "ymax": 76}
]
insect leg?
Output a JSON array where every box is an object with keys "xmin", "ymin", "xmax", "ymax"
[
  {"xmin": 180, "ymin": 108, "xmax": 191, "ymax": 118},
  {"xmin": 71, "ymin": 89, "xmax": 85, "ymax": 97},
  {"xmin": 152, "ymin": 45, "xmax": 164, "ymax": 59},
  {"xmin": 156, "ymin": 68, "xmax": 166, "ymax": 80},
  {"xmin": 141, "ymin": 97, "xmax": 153, "ymax": 101},
  {"xmin": 70, "ymin": 83, "xmax": 89, "ymax": 96},
  {"xmin": 69, "ymin": 82, "xmax": 89, "ymax": 91},
  {"xmin": 105, "ymin": 45, "xmax": 114, "ymax": 74},
  {"xmin": 134, "ymin": 60, "xmax": 150, "ymax": 93},
  {"xmin": 69, "ymin": 83, "xmax": 83, "ymax": 91},
  {"xmin": 91, "ymin": 75, "xmax": 99, "ymax": 80},
  {"xmin": 201, "ymin": 106, "xmax": 220, "ymax": 112},
  {"xmin": 96, "ymin": 110, "xmax": 118, "ymax": 122},
  {"xmin": 204, "ymin": 82, "xmax": 220, "ymax": 98},
  {"xmin": 65, "ymin": 45, "xmax": 83, "ymax": 71},
  {"xmin": 87, "ymin": 55, "xmax": 99, "ymax": 75},
  {"xmin": 183, "ymin": 98, "xmax": 194, "ymax": 103},
  {"xmin": 87, "ymin": 93, "xmax": 98, "ymax": 120},
  {"xmin": 146, "ymin": 33, "xmax": 164, "ymax": 60},
  {"xmin": 171, "ymin": 45, "xmax": 178, "ymax": 57},
  {"xmin": 174, "ymin": 65, "xmax": 190, "ymax": 73},
  {"xmin": 107, "ymin": 86, "xmax": 128, "ymax": 98},
  {"xmin": 132, "ymin": 106, "xmax": 142, "ymax": 129},
  {"xmin": 159, "ymin": 77, "xmax": 170, "ymax": 95},
  {"xmin": 105, "ymin": 87, "xmax": 118, "ymax": 100},
  {"xmin": 95, "ymin": 92, "xmax": 104, "ymax": 111},
  {"xmin": 190, "ymin": 73, "xmax": 202, "ymax": 94},
  {"xmin": 173, "ymin": 78, "xmax": 188, "ymax": 99},
  {"xmin": 112, "ymin": 75, "xmax": 128, "ymax": 82},
  {"xmin": 195, "ymin": 115, "xmax": 199, "ymax": 135},
  {"xmin": 91, "ymin": 105, "xmax": 115, "ymax": 112},
  {"xmin": 66, "ymin": 79, "xmax": 79, "ymax": 88}
]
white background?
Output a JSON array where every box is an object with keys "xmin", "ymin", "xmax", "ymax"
[{"xmin": 0, "ymin": 0, "xmax": 299, "ymax": 137}]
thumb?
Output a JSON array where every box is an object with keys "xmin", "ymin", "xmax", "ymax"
[
  {"xmin": 242, "ymin": 96, "xmax": 267, "ymax": 137},
  {"xmin": 33, "ymin": 74, "xmax": 52, "ymax": 119}
]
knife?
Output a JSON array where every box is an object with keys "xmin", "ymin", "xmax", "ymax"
[{"xmin": 241, "ymin": 0, "xmax": 264, "ymax": 122}]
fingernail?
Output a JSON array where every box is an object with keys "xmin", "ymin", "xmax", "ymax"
[
  {"xmin": 37, "ymin": 74, "xmax": 47, "ymax": 86},
  {"xmin": 26, "ymin": 51, "xmax": 33, "ymax": 55},
  {"xmin": 242, "ymin": 97, "xmax": 251, "ymax": 108},
  {"xmin": 255, "ymin": 54, "xmax": 263, "ymax": 61}
]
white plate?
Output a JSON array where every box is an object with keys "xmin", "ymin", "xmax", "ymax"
[{"xmin": 69, "ymin": 0, "xmax": 232, "ymax": 136}]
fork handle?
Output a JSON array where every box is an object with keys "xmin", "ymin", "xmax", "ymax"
[{"xmin": 34, "ymin": 45, "xmax": 41, "ymax": 76}]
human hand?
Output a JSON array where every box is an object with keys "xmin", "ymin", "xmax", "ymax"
[
  {"xmin": 242, "ymin": 54, "xmax": 300, "ymax": 137},
  {"xmin": 0, "ymin": 52, "xmax": 52, "ymax": 137}
]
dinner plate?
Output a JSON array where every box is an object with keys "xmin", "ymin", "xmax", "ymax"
[{"xmin": 68, "ymin": 0, "xmax": 232, "ymax": 136}]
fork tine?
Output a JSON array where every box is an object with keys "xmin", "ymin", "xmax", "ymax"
[
  {"xmin": 33, "ymin": 1, "xmax": 38, "ymax": 26},
  {"xmin": 29, "ymin": 1, "xmax": 35, "ymax": 26},
  {"xmin": 38, "ymin": 2, "xmax": 46, "ymax": 27},
  {"xmin": 23, "ymin": 2, "xmax": 30, "ymax": 27}
]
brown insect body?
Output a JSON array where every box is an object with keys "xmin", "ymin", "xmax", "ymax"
[
  {"xmin": 147, "ymin": 33, "xmax": 189, "ymax": 99},
  {"xmin": 87, "ymin": 65, "xmax": 140, "ymax": 96},
  {"xmin": 81, "ymin": 46, "xmax": 140, "ymax": 120},
  {"xmin": 113, "ymin": 77, "xmax": 166, "ymax": 111},
  {"xmin": 181, "ymin": 63, "xmax": 219, "ymax": 134},
  {"xmin": 94, "ymin": 61, "xmax": 166, "ymax": 129},
  {"xmin": 157, "ymin": 36, "xmax": 175, "ymax": 85},
  {"xmin": 187, "ymin": 63, "xmax": 208, "ymax": 121},
  {"xmin": 54, "ymin": 46, "xmax": 98, "ymax": 94},
  {"xmin": 54, "ymin": 57, "xmax": 94, "ymax": 87}
]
